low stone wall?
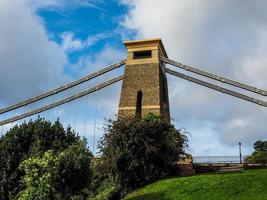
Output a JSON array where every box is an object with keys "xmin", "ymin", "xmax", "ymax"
[
  {"xmin": 178, "ymin": 164, "xmax": 195, "ymax": 176},
  {"xmin": 194, "ymin": 163, "xmax": 267, "ymax": 174},
  {"xmin": 194, "ymin": 164, "xmax": 221, "ymax": 174},
  {"xmin": 244, "ymin": 164, "xmax": 267, "ymax": 170}
]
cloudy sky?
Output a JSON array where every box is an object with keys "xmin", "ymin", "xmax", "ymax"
[{"xmin": 1, "ymin": 0, "xmax": 267, "ymax": 156}]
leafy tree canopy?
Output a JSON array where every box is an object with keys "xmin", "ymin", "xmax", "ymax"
[
  {"xmin": 0, "ymin": 117, "xmax": 82, "ymax": 199},
  {"xmin": 253, "ymin": 140, "xmax": 267, "ymax": 152},
  {"xmin": 18, "ymin": 142, "xmax": 93, "ymax": 200},
  {"xmin": 97, "ymin": 113, "xmax": 188, "ymax": 197},
  {"xmin": 246, "ymin": 140, "xmax": 267, "ymax": 164},
  {"xmin": 1, "ymin": 114, "xmax": 189, "ymax": 200}
]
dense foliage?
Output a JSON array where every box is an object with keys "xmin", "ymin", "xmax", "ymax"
[
  {"xmin": 54, "ymin": 142, "xmax": 93, "ymax": 198},
  {"xmin": 0, "ymin": 118, "xmax": 92, "ymax": 200},
  {"xmin": 246, "ymin": 140, "xmax": 267, "ymax": 164},
  {"xmin": 0, "ymin": 114, "xmax": 188, "ymax": 200},
  {"xmin": 253, "ymin": 140, "xmax": 267, "ymax": 152},
  {"xmin": 18, "ymin": 151, "xmax": 58, "ymax": 200},
  {"xmin": 98, "ymin": 114, "xmax": 188, "ymax": 197},
  {"xmin": 18, "ymin": 142, "xmax": 93, "ymax": 200}
]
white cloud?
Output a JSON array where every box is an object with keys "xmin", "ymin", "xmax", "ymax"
[
  {"xmin": 27, "ymin": 0, "xmax": 103, "ymax": 11},
  {"xmin": 60, "ymin": 32, "xmax": 110, "ymax": 52},
  {"xmin": 121, "ymin": 0, "xmax": 267, "ymax": 155},
  {"xmin": 0, "ymin": 0, "xmax": 124, "ymax": 151},
  {"xmin": 0, "ymin": 0, "xmax": 69, "ymax": 104},
  {"xmin": 70, "ymin": 45, "xmax": 125, "ymax": 74},
  {"xmin": 63, "ymin": 45, "xmax": 125, "ymax": 109},
  {"xmin": 61, "ymin": 32, "xmax": 84, "ymax": 52},
  {"xmin": 0, "ymin": 0, "xmax": 121, "ymax": 105}
]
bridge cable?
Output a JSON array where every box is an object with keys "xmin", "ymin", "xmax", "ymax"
[
  {"xmin": 82, "ymin": 96, "xmax": 89, "ymax": 138},
  {"xmin": 166, "ymin": 68, "xmax": 267, "ymax": 108},
  {"xmin": 0, "ymin": 75, "xmax": 123, "ymax": 126},
  {"xmin": 1, "ymin": 125, "xmax": 3, "ymax": 137},
  {"xmin": 161, "ymin": 57, "xmax": 267, "ymax": 96},
  {"xmin": 93, "ymin": 94, "xmax": 98, "ymax": 154},
  {"xmin": 65, "ymin": 100, "xmax": 70, "ymax": 128},
  {"xmin": 0, "ymin": 59, "xmax": 126, "ymax": 114},
  {"xmin": 74, "ymin": 101, "xmax": 78, "ymax": 131}
]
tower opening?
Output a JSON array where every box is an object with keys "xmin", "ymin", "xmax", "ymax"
[
  {"xmin": 133, "ymin": 50, "xmax": 152, "ymax": 59},
  {"xmin": 135, "ymin": 90, "xmax": 143, "ymax": 118}
]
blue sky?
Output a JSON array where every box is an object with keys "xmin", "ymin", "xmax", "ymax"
[
  {"xmin": 37, "ymin": 2, "xmax": 125, "ymax": 53},
  {"xmin": 37, "ymin": 1, "xmax": 130, "ymax": 76},
  {"xmin": 1, "ymin": 0, "xmax": 267, "ymax": 157}
]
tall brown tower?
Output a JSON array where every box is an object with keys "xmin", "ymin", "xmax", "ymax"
[{"xmin": 118, "ymin": 39, "xmax": 170, "ymax": 121}]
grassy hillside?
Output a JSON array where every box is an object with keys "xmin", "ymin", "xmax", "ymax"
[{"xmin": 123, "ymin": 169, "xmax": 267, "ymax": 200}]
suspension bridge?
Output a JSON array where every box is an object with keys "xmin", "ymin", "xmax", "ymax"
[{"xmin": 1, "ymin": 38, "xmax": 267, "ymax": 155}]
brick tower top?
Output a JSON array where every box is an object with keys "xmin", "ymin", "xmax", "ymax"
[
  {"xmin": 123, "ymin": 38, "xmax": 168, "ymax": 65},
  {"xmin": 118, "ymin": 38, "xmax": 170, "ymax": 121}
]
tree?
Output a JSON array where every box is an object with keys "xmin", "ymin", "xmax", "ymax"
[
  {"xmin": 98, "ymin": 114, "xmax": 188, "ymax": 196},
  {"xmin": 246, "ymin": 140, "xmax": 267, "ymax": 164},
  {"xmin": 18, "ymin": 142, "xmax": 93, "ymax": 200},
  {"xmin": 253, "ymin": 140, "xmax": 267, "ymax": 152},
  {"xmin": 18, "ymin": 150, "xmax": 58, "ymax": 200},
  {"xmin": 54, "ymin": 141, "xmax": 93, "ymax": 199},
  {"xmin": 0, "ymin": 117, "xmax": 80, "ymax": 200}
]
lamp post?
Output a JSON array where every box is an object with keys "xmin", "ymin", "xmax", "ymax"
[{"xmin": 239, "ymin": 142, "xmax": 242, "ymax": 164}]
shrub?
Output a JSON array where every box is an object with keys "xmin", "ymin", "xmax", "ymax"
[
  {"xmin": 18, "ymin": 142, "xmax": 93, "ymax": 200},
  {"xmin": 18, "ymin": 151, "xmax": 58, "ymax": 200},
  {"xmin": 0, "ymin": 117, "xmax": 80, "ymax": 199},
  {"xmin": 88, "ymin": 158, "xmax": 119, "ymax": 200},
  {"xmin": 98, "ymin": 113, "xmax": 188, "ymax": 197},
  {"xmin": 55, "ymin": 141, "xmax": 93, "ymax": 199},
  {"xmin": 246, "ymin": 140, "xmax": 267, "ymax": 164},
  {"xmin": 253, "ymin": 141, "xmax": 267, "ymax": 152}
]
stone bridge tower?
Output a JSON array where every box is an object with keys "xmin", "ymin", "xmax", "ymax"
[{"xmin": 118, "ymin": 39, "xmax": 170, "ymax": 121}]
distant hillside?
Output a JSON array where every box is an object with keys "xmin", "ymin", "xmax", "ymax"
[{"xmin": 123, "ymin": 169, "xmax": 267, "ymax": 200}]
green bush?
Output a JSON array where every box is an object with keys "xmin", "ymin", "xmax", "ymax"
[
  {"xmin": 246, "ymin": 151, "xmax": 267, "ymax": 164},
  {"xmin": 18, "ymin": 142, "xmax": 93, "ymax": 200},
  {"xmin": 89, "ymin": 179, "xmax": 118, "ymax": 200},
  {"xmin": 246, "ymin": 140, "xmax": 267, "ymax": 164},
  {"xmin": 55, "ymin": 141, "xmax": 93, "ymax": 199},
  {"xmin": 253, "ymin": 140, "xmax": 267, "ymax": 152},
  {"xmin": 88, "ymin": 158, "xmax": 119, "ymax": 200},
  {"xmin": 98, "ymin": 113, "xmax": 188, "ymax": 197},
  {"xmin": 0, "ymin": 117, "xmax": 82, "ymax": 199},
  {"xmin": 18, "ymin": 150, "xmax": 58, "ymax": 200},
  {"xmin": 0, "ymin": 114, "xmax": 188, "ymax": 200}
]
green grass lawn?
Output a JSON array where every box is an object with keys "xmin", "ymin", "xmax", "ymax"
[{"xmin": 123, "ymin": 169, "xmax": 267, "ymax": 200}]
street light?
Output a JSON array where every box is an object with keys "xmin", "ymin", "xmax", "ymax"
[{"xmin": 239, "ymin": 142, "xmax": 242, "ymax": 164}]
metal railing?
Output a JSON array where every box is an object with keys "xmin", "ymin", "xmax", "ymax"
[{"xmin": 193, "ymin": 156, "xmax": 248, "ymax": 164}]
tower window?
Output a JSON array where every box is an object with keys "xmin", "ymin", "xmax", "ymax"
[
  {"xmin": 133, "ymin": 50, "xmax": 152, "ymax": 59},
  {"xmin": 135, "ymin": 90, "xmax": 143, "ymax": 118}
]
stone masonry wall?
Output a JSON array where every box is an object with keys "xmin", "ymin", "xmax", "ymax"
[{"xmin": 118, "ymin": 62, "xmax": 170, "ymax": 120}]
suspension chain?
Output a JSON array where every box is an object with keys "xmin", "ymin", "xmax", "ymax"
[
  {"xmin": 0, "ymin": 59, "xmax": 126, "ymax": 114},
  {"xmin": 0, "ymin": 76, "xmax": 123, "ymax": 126},
  {"xmin": 166, "ymin": 68, "xmax": 267, "ymax": 108},
  {"xmin": 161, "ymin": 57, "xmax": 267, "ymax": 96}
]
